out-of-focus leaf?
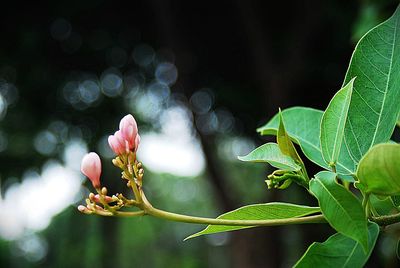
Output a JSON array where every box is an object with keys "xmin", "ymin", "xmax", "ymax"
[{"xmin": 357, "ymin": 143, "xmax": 400, "ymax": 195}]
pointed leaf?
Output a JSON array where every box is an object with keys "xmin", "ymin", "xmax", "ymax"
[
  {"xmin": 357, "ymin": 143, "xmax": 400, "ymax": 195},
  {"xmin": 185, "ymin": 203, "xmax": 320, "ymax": 240},
  {"xmin": 321, "ymin": 78, "xmax": 355, "ymax": 167},
  {"xmin": 278, "ymin": 110, "xmax": 303, "ymax": 165},
  {"xmin": 342, "ymin": 6, "xmax": 400, "ymax": 162},
  {"xmin": 238, "ymin": 142, "xmax": 301, "ymax": 171},
  {"xmin": 257, "ymin": 107, "xmax": 355, "ymax": 175},
  {"xmin": 310, "ymin": 171, "xmax": 369, "ymax": 251},
  {"xmin": 294, "ymin": 223, "xmax": 379, "ymax": 268}
]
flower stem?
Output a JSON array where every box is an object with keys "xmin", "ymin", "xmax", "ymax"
[
  {"xmin": 140, "ymin": 191, "xmax": 326, "ymax": 226},
  {"xmin": 95, "ymin": 209, "xmax": 145, "ymax": 217},
  {"xmin": 145, "ymin": 206, "xmax": 326, "ymax": 226}
]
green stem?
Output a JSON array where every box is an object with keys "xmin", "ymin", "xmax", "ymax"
[
  {"xmin": 371, "ymin": 213, "xmax": 400, "ymax": 226},
  {"xmin": 140, "ymin": 192, "xmax": 326, "ymax": 226},
  {"xmin": 362, "ymin": 193, "xmax": 370, "ymax": 217},
  {"xmin": 145, "ymin": 206, "xmax": 325, "ymax": 226},
  {"xmin": 95, "ymin": 209, "xmax": 145, "ymax": 217}
]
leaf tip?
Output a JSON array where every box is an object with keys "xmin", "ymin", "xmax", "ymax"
[
  {"xmin": 184, "ymin": 233, "xmax": 200, "ymax": 241},
  {"xmin": 237, "ymin": 155, "xmax": 245, "ymax": 161}
]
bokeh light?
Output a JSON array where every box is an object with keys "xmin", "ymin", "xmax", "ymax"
[
  {"xmin": 0, "ymin": 141, "xmax": 87, "ymax": 241},
  {"xmin": 50, "ymin": 18, "xmax": 72, "ymax": 41},
  {"xmin": 155, "ymin": 62, "xmax": 178, "ymax": 85},
  {"xmin": 101, "ymin": 68, "xmax": 123, "ymax": 97},
  {"xmin": 132, "ymin": 44, "xmax": 155, "ymax": 67}
]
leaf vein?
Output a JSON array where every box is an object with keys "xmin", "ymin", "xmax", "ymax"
[{"xmin": 370, "ymin": 16, "xmax": 398, "ymax": 147}]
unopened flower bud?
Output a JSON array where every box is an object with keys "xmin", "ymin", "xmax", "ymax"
[
  {"xmin": 101, "ymin": 187, "xmax": 108, "ymax": 195},
  {"xmin": 93, "ymin": 194, "xmax": 113, "ymax": 203},
  {"xmin": 134, "ymin": 134, "xmax": 140, "ymax": 152},
  {"xmin": 81, "ymin": 152, "xmax": 102, "ymax": 188},
  {"xmin": 112, "ymin": 157, "xmax": 125, "ymax": 168},
  {"xmin": 108, "ymin": 132, "xmax": 126, "ymax": 155},
  {"xmin": 78, "ymin": 205, "xmax": 92, "ymax": 214},
  {"xmin": 119, "ymin": 114, "xmax": 138, "ymax": 150}
]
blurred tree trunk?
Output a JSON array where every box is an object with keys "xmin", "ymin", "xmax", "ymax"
[{"xmin": 148, "ymin": 0, "xmax": 328, "ymax": 267}]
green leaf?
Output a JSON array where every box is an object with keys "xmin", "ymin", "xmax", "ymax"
[
  {"xmin": 342, "ymin": 6, "xmax": 400, "ymax": 162},
  {"xmin": 294, "ymin": 223, "xmax": 379, "ymax": 268},
  {"xmin": 397, "ymin": 238, "xmax": 400, "ymax": 260},
  {"xmin": 278, "ymin": 109, "xmax": 303, "ymax": 165},
  {"xmin": 391, "ymin": 195, "xmax": 400, "ymax": 208},
  {"xmin": 238, "ymin": 142, "xmax": 301, "ymax": 171},
  {"xmin": 397, "ymin": 113, "xmax": 400, "ymax": 128},
  {"xmin": 310, "ymin": 171, "xmax": 369, "ymax": 251},
  {"xmin": 357, "ymin": 143, "xmax": 400, "ymax": 195},
  {"xmin": 370, "ymin": 194, "xmax": 399, "ymax": 216},
  {"xmin": 258, "ymin": 107, "xmax": 326, "ymax": 167},
  {"xmin": 320, "ymin": 78, "xmax": 355, "ymax": 167},
  {"xmin": 257, "ymin": 107, "xmax": 355, "ymax": 175},
  {"xmin": 185, "ymin": 203, "xmax": 320, "ymax": 240}
]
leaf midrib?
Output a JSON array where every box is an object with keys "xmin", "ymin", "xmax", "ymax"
[{"xmin": 342, "ymin": 241, "xmax": 358, "ymax": 267}]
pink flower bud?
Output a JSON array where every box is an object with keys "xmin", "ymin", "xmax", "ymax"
[
  {"xmin": 108, "ymin": 134, "xmax": 125, "ymax": 155},
  {"xmin": 77, "ymin": 205, "xmax": 87, "ymax": 212},
  {"xmin": 114, "ymin": 130, "xmax": 129, "ymax": 153},
  {"xmin": 93, "ymin": 194, "xmax": 113, "ymax": 203},
  {"xmin": 119, "ymin": 114, "xmax": 138, "ymax": 150},
  {"xmin": 81, "ymin": 152, "xmax": 102, "ymax": 188},
  {"xmin": 134, "ymin": 134, "xmax": 140, "ymax": 152}
]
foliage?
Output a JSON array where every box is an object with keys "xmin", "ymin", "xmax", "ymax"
[
  {"xmin": 76, "ymin": 4, "xmax": 400, "ymax": 267},
  {"xmin": 187, "ymin": 5, "xmax": 400, "ymax": 266}
]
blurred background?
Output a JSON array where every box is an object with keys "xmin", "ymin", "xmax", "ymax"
[{"xmin": 0, "ymin": 0, "xmax": 399, "ymax": 267}]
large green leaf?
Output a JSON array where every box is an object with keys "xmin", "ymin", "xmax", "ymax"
[
  {"xmin": 238, "ymin": 142, "xmax": 301, "ymax": 171},
  {"xmin": 310, "ymin": 171, "xmax": 368, "ymax": 251},
  {"xmin": 357, "ymin": 143, "xmax": 400, "ymax": 195},
  {"xmin": 342, "ymin": 6, "xmax": 400, "ymax": 162},
  {"xmin": 294, "ymin": 223, "xmax": 379, "ymax": 268},
  {"xmin": 257, "ymin": 107, "xmax": 355, "ymax": 175},
  {"xmin": 321, "ymin": 78, "xmax": 355, "ymax": 167},
  {"xmin": 185, "ymin": 203, "xmax": 320, "ymax": 240}
]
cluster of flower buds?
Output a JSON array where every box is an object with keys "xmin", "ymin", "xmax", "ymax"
[
  {"xmin": 78, "ymin": 114, "xmax": 144, "ymax": 215},
  {"xmin": 265, "ymin": 170, "xmax": 307, "ymax": 190},
  {"xmin": 108, "ymin": 114, "xmax": 140, "ymax": 155}
]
